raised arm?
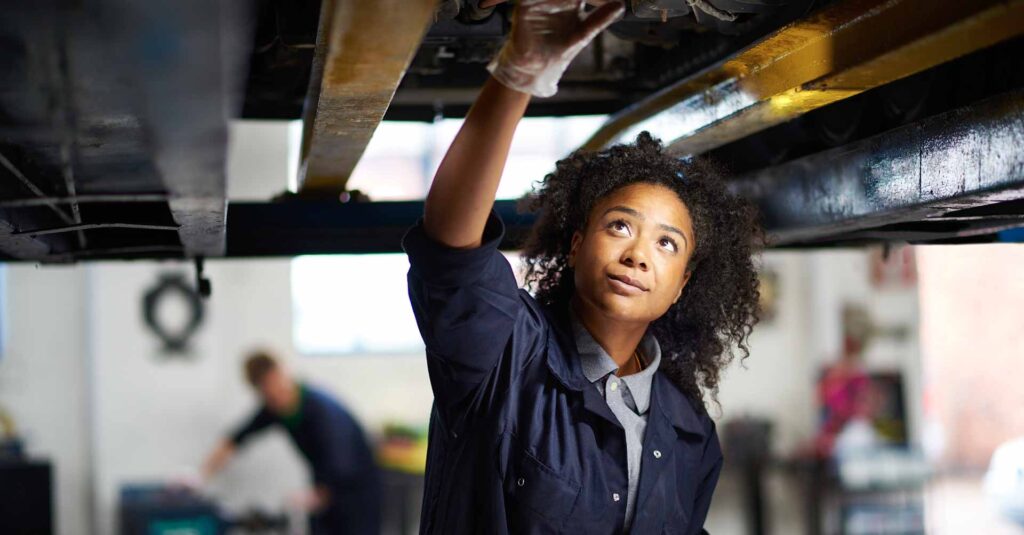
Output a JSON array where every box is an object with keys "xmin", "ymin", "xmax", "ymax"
[
  {"xmin": 424, "ymin": 79, "xmax": 530, "ymax": 248},
  {"xmin": 407, "ymin": 1, "xmax": 625, "ymax": 422},
  {"xmin": 423, "ymin": 0, "xmax": 625, "ymax": 248}
]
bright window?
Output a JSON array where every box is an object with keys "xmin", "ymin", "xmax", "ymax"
[
  {"xmin": 345, "ymin": 115, "xmax": 607, "ymax": 201},
  {"xmin": 292, "ymin": 254, "xmax": 424, "ymax": 355},
  {"xmin": 292, "ymin": 251, "xmax": 527, "ymax": 355}
]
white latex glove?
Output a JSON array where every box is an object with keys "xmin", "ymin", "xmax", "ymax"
[{"xmin": 486, "ymin": 0, "xmax": 625, "ymax": 98}]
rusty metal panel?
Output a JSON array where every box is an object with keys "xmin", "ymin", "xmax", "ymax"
[
  {"xmin": 735, "ymin": 90, "xmax": 1024, "ymax": 245},
  {"xmin": 0, "ymin": 0, "xmax": 250, "ymax": 261},
  {"xmin": 298, "ymin": 0, "xmax": 437, "ymax": 195},
  {"xmin": 584, "ymin": 0, "xmax": 1024, "ymax": 156},
  {"xmin": 109, "ymin": 0, "xmax": 250, "ymax": 257}
]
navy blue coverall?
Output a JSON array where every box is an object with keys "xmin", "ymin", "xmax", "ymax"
[
  {"xmin": 403, "ymin": 213, "xmax": 723, "ymax": 534},
  {"xmin": 231, "ymin": 384, "xmax": 381, "ymax": 535}
]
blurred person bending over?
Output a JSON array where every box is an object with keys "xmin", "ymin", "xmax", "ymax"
[{"xmin": 202, "ymin": 351, "xmax": 381, "ymax": 535}]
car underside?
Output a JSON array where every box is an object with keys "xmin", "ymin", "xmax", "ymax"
[{"xmin": 2, "ymin": 0, "xmax": 1023, "ymax": 262}]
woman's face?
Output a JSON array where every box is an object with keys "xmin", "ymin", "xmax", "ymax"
[{"xmin": 569, "ymin": 183, "xmax": 695, "ymax": 324}]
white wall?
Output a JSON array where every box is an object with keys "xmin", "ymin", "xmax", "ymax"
[{"xmin": 0, "ymin": 265, "xmax": 92, "ymax": 535}]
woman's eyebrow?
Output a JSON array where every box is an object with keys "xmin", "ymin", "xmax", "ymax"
[
  {"xmin": 659, "ymin": 223, "xmax": 684, "ymax": 237},
  {"xmin": 603, "ymin": 206, "xmax": 641, "ymax": 219},
  {"xmin": 659, "ymin": 223, "xmax": 689, "ymax": 249}
]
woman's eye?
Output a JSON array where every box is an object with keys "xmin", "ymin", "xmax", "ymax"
[
  {"xmin": 659, "ymin": 238, "xmax": 678, "ymax": 252},
  {"xmin": 608, "ymin": 220, "xmax": 629, "ymax": 234}
]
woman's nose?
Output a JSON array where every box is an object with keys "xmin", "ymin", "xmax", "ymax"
[{"xmin": 622, "ymin": 246, "xmax": 649, "ymax": 271}]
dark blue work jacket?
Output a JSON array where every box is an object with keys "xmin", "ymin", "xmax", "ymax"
[{"xmin": 404, "ymin": 213, "xmax": 723, "ymax": 534}]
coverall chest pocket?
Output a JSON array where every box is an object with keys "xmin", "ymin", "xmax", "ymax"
[{"xmin": 506, "ymin": 449, "xmax": 581, "ymax": 533}]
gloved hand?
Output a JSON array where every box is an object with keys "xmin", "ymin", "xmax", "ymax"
[{"xmin": 485, "ymin": 0, "xmax": 625, "ymax": 98}]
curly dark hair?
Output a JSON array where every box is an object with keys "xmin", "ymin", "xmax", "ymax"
[{"xmin": 519, "ymin": 132, "xmax": 763, "ymax": 407}]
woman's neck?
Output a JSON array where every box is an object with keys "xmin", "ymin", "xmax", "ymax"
[{"xmin": 571, "ymin": 295, "xmax": 649, "ymax": 373}]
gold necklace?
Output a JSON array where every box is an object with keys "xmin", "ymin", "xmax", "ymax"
[{"xmin": 631, "ymin": 348, "xmax": 643, "ymax": 372}]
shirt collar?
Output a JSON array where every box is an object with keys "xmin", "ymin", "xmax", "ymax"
[
  {"xmin": 569, "ymin": 306, "xmax": 662, "ymax": 414},
  {"xmin": 542, "ymin": 303, "xmax": 707, "ymax": 438}
]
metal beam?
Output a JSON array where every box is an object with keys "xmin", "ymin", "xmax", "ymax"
[
  {"xmin": 297, "ymin": 0, "xmax": 437, "ymax": 195},
  {"xmin": 584, "ymin": 0, "xmax": 1024, "ymax": 156},
  {"xmin": 0, "ymin": 194, "xmax": 170, "ymax": 208},
  {"xmin": 734, "ymin": 90, "xmax": 1024, "ymax": 246},
  {"xmin": 226, "ymin": 200, "xmax": 535, "ymax": 256},
  {"xmin": 42, "ymin": 245, "xmax": 185, "ymax": 263},
  {"xmin": 0, "ymin": 200, "xmax": 533, "ymax": 260},
  {"xmin": 13, "ymin": 222, "xmax": 179, "ymax": 238}
]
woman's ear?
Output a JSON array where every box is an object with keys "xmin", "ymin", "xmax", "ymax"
[
  {"xmin": 568, "ymin": 231, "xmax": 584, "ymax": 268},
  {"xmin": 675, "ymin": 271, "xmax": 692, "ymax": 304}
]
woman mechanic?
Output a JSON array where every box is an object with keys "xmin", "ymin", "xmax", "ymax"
[{"xmin": 403, "ymin": 1, "xmax": 763, "ymax": 532}]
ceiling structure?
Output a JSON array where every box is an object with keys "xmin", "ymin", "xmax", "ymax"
[{"xmin": 1, "ymin": 0, "xmax": 1023, "ymax": 262}]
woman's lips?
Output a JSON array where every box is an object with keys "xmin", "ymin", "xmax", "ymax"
[{"xmin": 607, "ymin": 273, "xmax": 648, "ymax": 295}]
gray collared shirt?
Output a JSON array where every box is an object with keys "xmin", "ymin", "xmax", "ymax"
[{"xmin": 571, "ymin": 311, "xmax": 661, "ymax": 531}]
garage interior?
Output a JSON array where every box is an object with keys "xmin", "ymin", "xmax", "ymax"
[{"xmin": 2, "ymin": 0, "xmax": 1024, "ymax": 533}]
